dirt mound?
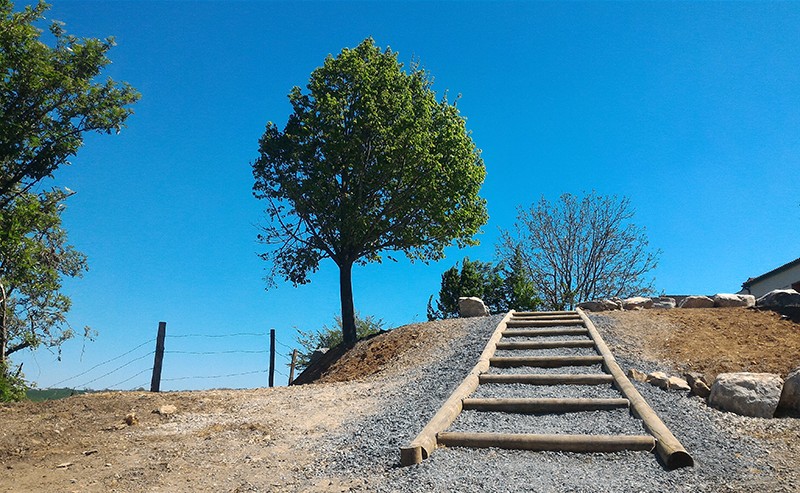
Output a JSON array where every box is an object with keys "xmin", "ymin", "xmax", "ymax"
[
  {"xmin": 597, "ymin": 307, "xmax": 800, "ymax": 379},
  {"xmin": 317, "ymin": 317, "xmax": 476, "ymax": 383}
]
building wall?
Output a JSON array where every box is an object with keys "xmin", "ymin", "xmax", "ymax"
[{"xmin": 743, "ymin": 264, "xmax": 800, "ymax": 298}]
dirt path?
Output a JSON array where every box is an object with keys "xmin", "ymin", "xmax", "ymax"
[{"xmin": 0, "ymin": 381, "xmax": 387, "ymax": 492}]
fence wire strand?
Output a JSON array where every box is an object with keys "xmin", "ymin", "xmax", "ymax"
[
  {"xmin": 50, "ymin": 328, "xmax": 297, "ymax": 391},
  {"xmin": 166, "ymin": 332, "xmax": 266, "ymax": 339},
  {"xmin": 162, "ymin": 369, "xmax": 268, "ymax": 382},
  {"xmin": 165, "ymin": 349, "xmax": 267, "ymax": 355},
  {"xmin": 51, "ymin": 339, "xmax": 155, "ymax": 387},
  {"xmin": 108, "ymin": 367, "xmax": 153, "ymax": 390},
  {"xmin": 76, "ymin": 352, "xmax": 155, "ymax": 389}
]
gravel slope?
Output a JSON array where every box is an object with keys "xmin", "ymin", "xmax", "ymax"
[{"xmin": 306, "ymin": 313, "xmax": 795, "ymax": 493}]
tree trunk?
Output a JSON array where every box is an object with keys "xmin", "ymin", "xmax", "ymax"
[
  {"xmin": 0, "ymin": 282, "xmax": 6, "ymax": 366},
  {"xmin": 339, "ymin": 261, "xmax": 357, "ymax": 345}
]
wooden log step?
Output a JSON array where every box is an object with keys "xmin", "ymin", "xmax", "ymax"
[
  {"xmin": 511, "ymin": 315, "xmax": 582, "ymax": 321},
  {"xmin": 462, "ymin": 397, "xmax": 629, "ymax": 413},
  {"xmin": 502, "ymin": 328, "xmax": 589, "ymax": 337},
  {"xmin": 511, "ymin": 314, "xmax": 582, "ymax": 321},
  {"xmin": 507, "ymin": 319, "xmax": 583, "ymax": 328},
  {"xmin": 514, "ymin": 311, "xmax": 577, "ymax": 317},
  {"xmin": 479, "ymin": 373, "xmax": 614, "ymax": 385},
  {"xmin": 495, "ymin": 340, "xmax": 595, "ymax": 350},
  {"xmin": 490, "ymin": 355, "xmax": 604, "ymax": 368},
  {"xmin": 437, "ymin": 432, "xmax": 656, "ymax": 453}
]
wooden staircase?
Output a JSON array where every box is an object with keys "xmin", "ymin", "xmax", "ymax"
[{"xmin": 400, "ymin": 310, "xmax": 693, "ymax": 470}]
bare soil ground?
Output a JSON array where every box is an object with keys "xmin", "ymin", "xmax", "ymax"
[
  {"xmin": 598, "ymin": 307, "xmax": 800, "ymax": 380},
  {"xmin": 1, "ymin": 309, "xmax": 798, "ymax": 492}
]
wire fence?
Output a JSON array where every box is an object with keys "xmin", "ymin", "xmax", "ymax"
[{"xmin": 47, "ymin": 325, "xmax": 297, "ymax": 392}]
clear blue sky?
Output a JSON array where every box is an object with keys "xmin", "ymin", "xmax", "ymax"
[{"xmin": 14, "ymin": 1, "xmax": 800, "ymax": 391}]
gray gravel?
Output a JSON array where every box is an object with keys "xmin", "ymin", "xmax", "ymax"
[
  {"xmin": 500, "ymin": 334, "xmax": 593, "ymax": 341},
  {"xmin": 450, "ymin": 409, "xmax": 648, "ymax": 435},
  {"xmin": 487, "ymin": 363, "xmax": 606, "ymax": 375},
  {"xmin": 304, "ymin": 313, "xmax": 789, "ymax": 492},
  {"xmin": 470, "ymin": 382, "xmax": 623, "ymax": 400},
  {"xmin": 493, "ymin": 346, "xmax": 600, "ymax": 357}
]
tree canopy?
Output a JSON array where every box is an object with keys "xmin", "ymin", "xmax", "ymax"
[
  {"xmin": 253, "ymin": 38, "xmax": 487, "ymax": 343},
  {"xmin": 0, "ymin": 0, "xmax": 140, "ymax": 208},
  {"xmin": 0, "ymin": 189, "xmax": 88, "ymax": 367},
  {"xmin": 497, "ymin": 191, "xmax": 659, "ymax": 310}
]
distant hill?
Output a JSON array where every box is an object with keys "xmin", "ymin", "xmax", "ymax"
[{"xmin": 26, "ymin": 388, "xmax": 89, "ymax": 402}]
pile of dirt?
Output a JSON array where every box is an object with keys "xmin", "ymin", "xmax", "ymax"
[
  {"xmin": 316, "ymin": 317, "xmax": 476, "ymax": 383},
  {"xmin": 596, "ymin": 307, "xmax": 800, "ymax": 379}
]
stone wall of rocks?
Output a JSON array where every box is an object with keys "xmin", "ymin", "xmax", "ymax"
[
  {"xmin": 629, "ymin": 366, "xmax": 800, "ymax": 418},
  {"xmin": 578, "ymin": 288, "xmax": 800, "ymax": 312}
]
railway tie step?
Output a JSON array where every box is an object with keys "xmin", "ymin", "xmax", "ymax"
[
  {"xmin": 437, "ymin": 432, "xmax": 656, "ymax": 453},
  {"xmin": 495, "ymin": 340, "xmax": 595, "ymax": 350},
  {"xmin": 462, "ymin": 397, "xmax": 629, "ymax": 413},
  {"xmin": 490, "ymin": 355, "xmax": 604, "ymax": 368},
  {"xmin": 478, "ymin": 373, "xmax": 615, "ymax": 385},
  {"xmin": 502, "ymin": 328, "xmax": 589, "ymax": 337},
  {"xmin": 514, "ymin": 311, "xmax": 577, "ymax": 316},
  {"xmin": 507, "ymin": 319, "xmax": 584, "ymax": 328}
]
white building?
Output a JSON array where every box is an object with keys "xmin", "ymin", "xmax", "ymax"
[{"xmin": 739, "ymin": 257, "xmax": 800, "ymax": 298}]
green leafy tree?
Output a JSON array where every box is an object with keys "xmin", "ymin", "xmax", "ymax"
[
  {"xmin": 0, "ymin": 190, "xmax": 87, "ymax": 365},
  {"xmin": 0, "ymin": 0, "xmax": 140, "ymax": 207},
  {"xmin": 253, "ymin": 38, "xmax": 487, "ymax": 344},
  {"xmin": 294, "ymin": 312, "xmax": 385, "ymax": 371},
  {"xmin": 498, "ymin": 191, "xmax": 659, "ymax": 310},
  {"xmin": 0, "ymin": 0, "xmax": 136, "ymax": 400},
  {"xmin": 0, "ymin": 189, "xmax": 89, "ymax": 400},
  {"xmin": 501, "ymin": 246, "xmax": 541, "ymax": 312},
  {"xmin": 427, "ymin": 256, "xmax": 538, "ymax": 319}
]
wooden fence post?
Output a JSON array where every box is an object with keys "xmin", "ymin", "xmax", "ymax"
[
  {"xmin": 288, "ymin": 349, "xmax": 298, "ymax": 385},
  {"xmin": 269, "ymin": 329, "xmax": 275, "ymax": 388},
  {"xmin": 150, "ymin": 322, "xmax": 166, "ymax": 392}
]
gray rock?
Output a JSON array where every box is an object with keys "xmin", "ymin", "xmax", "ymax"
[
  {"xmin": 651, "ymin": 297, "xmax": 676, "ymax": 309},
  {"xmin": 645, "ymin": 371, "xmax": 690, "ymax": 391},
  {"xmin": 679, "ymin": 295, "xmax": 714, "ymax": 309},
  {"xmin": 778, "ymin": 366, "xmax": 800, "ymax": 412},
  {"xmin": 645, "ymin": 371, "xmax": 670, "ymax": 389},
  {"xmin": 628, "ymin": 368, "xmax": 648, "ymax": 383},
  {"xmin": 577, "ymin": 299, "xmax": 622, "ymax": 312},
  {"xmin": 713, "ymin": 293, "xmax": 756, "ymax": 308},
  {"xmin": 685, "ymin": 372, "xmax": 712, "ymax": 399},
  {"xmin": 708, "ymin": 372, "xmax": 784, "ymax": 418},
  {"xmin": 458, "ymin": 297, "xmax": 489, "ymax": 317},
  {"xmin": 622, "ymin": 296, "xmax": 653, "ymax": 310},
  {"xmin": 756, "ymin": 289, "xmax": 800, "ymax": 309},
  {"xmin": 665, "ymin": 376, "xmax": 691, "ymax": 391}
]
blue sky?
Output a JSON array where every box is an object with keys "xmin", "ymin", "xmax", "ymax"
[{"xmin": 13, "ymin": 1, "xmax": 800, "ymax": 390}]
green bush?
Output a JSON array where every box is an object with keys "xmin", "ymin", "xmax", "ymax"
[
  {"xmin": 0, "ymin": 363, "xmax": 28, "ymax": 402},
  {"xmin": 294, "ymin": 312, "xmax": 385, "ymax": 372}
]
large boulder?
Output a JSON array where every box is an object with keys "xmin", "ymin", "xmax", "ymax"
[
  {"xmin": 577, "ymin": 299, "xmax": 622, "ymax": 312},
  {"xmin": 651, "ymin": 297, "xmax": 676, "ymax": 309},
  {"xmin": 779, "ymin": 367, "xmax": 800, "ymax": 412},
  {"xmin": 708, "ymin": 372, "xmax": 784, "ymax": 418},
  {"xmin": 622, "ymin": 296, "xmax": 653, "ymax": 310},
  {"xmin": 458, "ymin": 297, "xmax": 489, "ymax": 318},
  {"xmin": 679, "ymin": 295, "xmax": 714, "ymax": 309},
  {"xmin": 756, "ymin": 289, "xmax": 800, "ymax": 309},
  {"xmin": 713, "ymin": 293, "xmax": 756, "ymax": 308}
]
